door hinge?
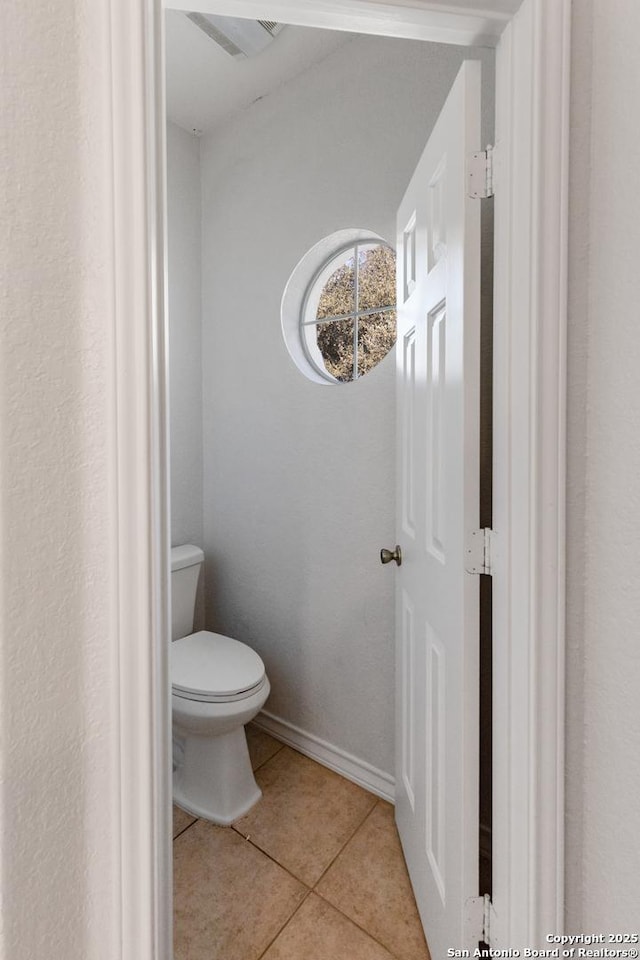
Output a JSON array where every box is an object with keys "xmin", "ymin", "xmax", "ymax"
[
  {"xmin": 464, "ymin": 894, "xmax": 494, "ymax": 945},
  {"xmin": 465, "ymin": 528, "xmax": 493, "ymax": 576},
  {"xmin": 468, "ymin": 145, "xmax": 494, "ymax": 199}
]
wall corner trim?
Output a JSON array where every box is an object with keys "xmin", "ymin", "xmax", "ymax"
[
  {"xmin": 491, "ymin": 0, "xmax": 570, "ymax": 946},
  {"xmin": 109, "ymin": 0, "xmax": 172, "ymax": 957}
]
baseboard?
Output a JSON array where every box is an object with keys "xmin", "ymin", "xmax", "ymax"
[{"xmin": 253, "ymin": 710, "xmax": 396, "ymax": 804}]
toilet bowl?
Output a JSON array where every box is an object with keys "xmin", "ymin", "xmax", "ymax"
[{"xmin": 170, "ymin": 546, "xmax": 270, "ymax": 825}]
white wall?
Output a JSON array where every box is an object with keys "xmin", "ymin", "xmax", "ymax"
[
  {"xmin": 200, "ymin": 35, "xmax": 494, "ymax": 777},
  {"xmin": 0, "ymin": 1, "xmax": 118, "ymax": 957},
  {"xmin": 166, "ymin": 122, "xmax": 203, "ymax": 550},
  {"xmin": 565, "ymin": 0, "xmax": 640, "ymax": 930}
]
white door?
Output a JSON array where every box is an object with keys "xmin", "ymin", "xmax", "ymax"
[{"xmin": 393, "ymin": 60, "xmax": 482, "ymax": 957}]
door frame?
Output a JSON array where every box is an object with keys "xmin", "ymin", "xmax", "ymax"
[{"xmin": 109, "ymin": 0, "xmax": 569, "ymax": 955}]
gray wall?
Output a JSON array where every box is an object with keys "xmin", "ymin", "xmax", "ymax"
[
  {"xmin": 0, "ymin": 0, "xmax": 119, "ymax": 954},
  {"xmin": 199, "ymin": 35, "xmax": 494, "ymax": 777},
  {"xmin": 565, "ymin": 0, "xmax": 640, "ymax": 930},
  {"xmin": 167, "ymin": 122, "xmax": 203, "ymax": 550}
]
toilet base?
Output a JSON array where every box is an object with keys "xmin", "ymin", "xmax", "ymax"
[{"xmin": 172, "ymin": 725, "xmax": 262, "ymax": 825}]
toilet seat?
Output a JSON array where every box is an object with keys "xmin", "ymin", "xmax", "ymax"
[{"xmin": 171, "ymin": 630, "xmax": 266, "ymax": 703}]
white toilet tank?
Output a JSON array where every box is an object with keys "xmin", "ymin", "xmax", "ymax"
[{"xmin": 171, "ymin": 544, "xmax": 204, "ymax": 641}]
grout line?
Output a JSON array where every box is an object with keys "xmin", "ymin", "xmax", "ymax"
[
  {"xmin": 231, "ymin": 791, "xmax": 379, "ymax": 892},
  {"xmin": 312, "ymin": 799, "xmax": 429, "ymax": 960},
  {"xmin": 172, "ymin": 772, "xmax": 417, "ymax": 959},
  {"xmin": 174, "ymin": 807, "xmax": 312, "ymax": 897},
  {"xmin": 175, "ymin": 803, "xmax": 415, "ymax": 960},
  {"xmin": 169, "ymin": 734, "xmax": 423, "ymax": 959},
  {"xmin": 313, "ymin": 887, "xmax": 403, "ymax": 958},
  {"xmin": 230, "ymin": 823, "xmax": 315, "ymax": 891},
  {"xmin": 172, "ymin": 816, "xmax": 199, "ymax": 842},
  {"xmin": 311, "ymin": 796, "xmax": 380, "ymax": 889},
  {"xmin": 250, "ymin": 742, "xmax": 285, "ymax": 773},
  {"xmin": 233, "ymin": 745, "xmax": 381, "ymax": 890},
  {"xmin": 254, "ymin": 888, "xmax": 314, "ymax": 960},
  {"xmin": 173, "ymin": 813, "xmax": 314, "ymax": 957}
]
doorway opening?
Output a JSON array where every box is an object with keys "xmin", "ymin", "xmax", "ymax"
[
  {"xmin": 165, "ymin": 7, "xmax": 494, "ymax": 958},
  {"xmin": 108, "ymin": 1, "xmax": 570, "ymax": 954}
]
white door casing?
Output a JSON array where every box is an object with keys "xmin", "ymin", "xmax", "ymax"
[
  {"xmin": 395, "ymin": 61, "xmax": 481, "ymax": 956},
  {"xmin": 108, "ymin": 1, "xmax": 569, "ymax": 956}
]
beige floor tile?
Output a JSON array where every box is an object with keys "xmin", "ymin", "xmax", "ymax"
[
  {"xmin": 173, "ymin": 819, "xmax": 307, "ymax": 960},
  {"xmin": 173, "ymin": 805, "xmax": 196, "ymax": 839},
  {"xmin": 246, "ymin": 723, "xmax": 284, "ymax": 771},
  {"xmin": 316, "ymin": 800, "xmax": 430, "ymax": 960},
  {"xmin": 233, "ymin": 747, "xmax": 377, "ymax": 887},
  {"xmin": 262, "ymin": 893, "xmax": 396, "ymax": 960}
]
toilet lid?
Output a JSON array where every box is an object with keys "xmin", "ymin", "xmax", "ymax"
[{"xmin": 171, "ymin": 630, "xmax": 266, "ymax": 700}]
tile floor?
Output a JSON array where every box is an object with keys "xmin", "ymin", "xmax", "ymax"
[{"xmin": 173, "ymin": 725, "xmax": 430, "ymax": 960}]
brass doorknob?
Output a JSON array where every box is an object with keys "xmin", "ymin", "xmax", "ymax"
[{"xmin": 380, "ymin": 545, "xmax": 402, "ymax": 566}]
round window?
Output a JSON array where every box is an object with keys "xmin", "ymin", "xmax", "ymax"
[{"xmin": 281, "ymin": 230, "xmax": 397, "ymax": 385}]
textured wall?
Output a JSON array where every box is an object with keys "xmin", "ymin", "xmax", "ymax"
[
  {"xmin": 565, "ymin": 0, "xmax": 592, "ymax": 930},
  {"xmin": 167, "ymin": 122, "xmax": 203, "ymax": 550},
  {"xmin": 565, "ymin": 0, "xmax": 640, "ymax": 928},
  {"xmin": 199, "ymin": 35, "xmax": 494, "ymax": 777},
  {"xmin": 0, "ymin": 1, "xmax": 117, "ymax": 957}
]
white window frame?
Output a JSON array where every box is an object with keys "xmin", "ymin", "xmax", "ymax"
[
  {"xmin": 108, "ymin": 0, "xmax": 569, "ymax": 955},
  {"xmin": 300, "ymin": 239, "xmax": 397, "ymax": 383}
]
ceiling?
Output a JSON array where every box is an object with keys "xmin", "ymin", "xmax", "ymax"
[{"xmin": 164, "ymin": 9, "xmax": 352, "ymax": 135}]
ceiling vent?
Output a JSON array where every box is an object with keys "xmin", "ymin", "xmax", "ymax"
[{"xmin": 186, "ymin": 13, "xmax": 285, "ymax": 59}]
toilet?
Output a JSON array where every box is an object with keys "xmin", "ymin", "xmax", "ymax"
[{"xmin": 171, "ymin": 544, "xmax": 271, "ymax": 824}]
